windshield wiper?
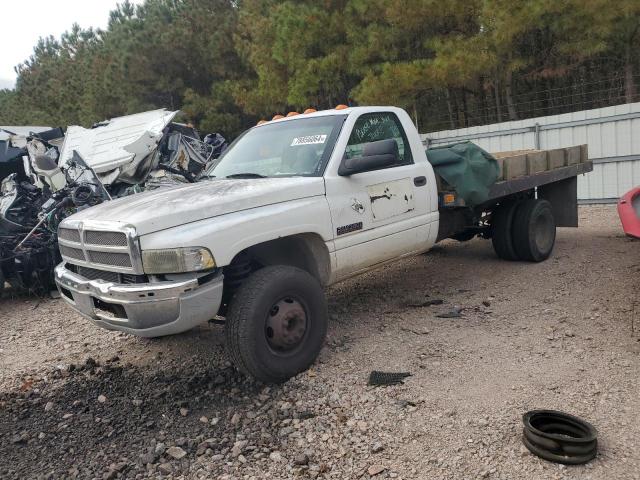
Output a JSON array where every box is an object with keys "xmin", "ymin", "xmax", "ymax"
[{"xmin": 225, "ymin": 173, "xmax": 267, "ymax": 179}]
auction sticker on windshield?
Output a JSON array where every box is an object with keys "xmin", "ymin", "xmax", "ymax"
[{"xmin": 291, "ymin": 135, "xmax": 327, "ymax": 146}]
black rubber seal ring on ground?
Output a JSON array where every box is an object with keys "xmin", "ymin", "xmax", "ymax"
[{"xmin": 522, "ymin": 410, "xmax": 597, "ymax": 465}]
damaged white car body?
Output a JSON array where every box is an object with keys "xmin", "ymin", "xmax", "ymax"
[{"xmin": 59, "ymin": 109, "xmax": 179, "ymax": 188}]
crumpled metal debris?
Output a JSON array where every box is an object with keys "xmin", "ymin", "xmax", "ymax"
[
  {"xmin": 0, "ymin": 111, "xmax": 228, "ymax": 295},
  {"xmin": 1, "ymin": 127, "xmax": 68, "ymax": 294}
]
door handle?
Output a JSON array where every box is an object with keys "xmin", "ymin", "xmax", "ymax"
[{"xmin": 414, "ymin": 176, "xmax": 427, "ymax": 187}]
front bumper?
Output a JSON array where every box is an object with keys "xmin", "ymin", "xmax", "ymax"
[{"xmin": 54, "ymin": 263, "xmax": 223, "ymax": 337}]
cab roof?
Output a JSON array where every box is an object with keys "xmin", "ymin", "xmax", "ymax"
[{"xmin": 253, "ymin": 106, "xmax": 401, "ymax": 128}]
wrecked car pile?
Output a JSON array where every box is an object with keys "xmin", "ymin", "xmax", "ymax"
[
  {"xmin": 1, "ymin": 126, "xmax": 67, "ymax": 295},
  {"xmin": 0, "ymin": 110, "xmax": 227, "ymax": 295}
]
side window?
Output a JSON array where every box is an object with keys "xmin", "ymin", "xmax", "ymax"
[{"xmin": 345, "ymin": 112, "xmax": 413, "ymax": 165}]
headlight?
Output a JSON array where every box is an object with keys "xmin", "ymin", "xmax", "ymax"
[{"xmin": 141, "ymin": 247, "xmax": 216, "ymax": 274}]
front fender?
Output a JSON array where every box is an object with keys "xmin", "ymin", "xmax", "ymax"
[{"xmin": 138, "ymin": 196, "xmax": 335, "ymax": 267}]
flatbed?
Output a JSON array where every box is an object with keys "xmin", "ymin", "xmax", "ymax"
[
  {"xmin": 436, "ymin": 145, "xmax": 593, "ymax": 241},
  {"xmin": 487, "ymin": 161, "xmax": 592, "ymax": 200}
]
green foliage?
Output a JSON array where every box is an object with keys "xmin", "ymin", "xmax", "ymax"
[{"xmin": 1, "ymin": 0, "xmax": 638, "ymax": 134}]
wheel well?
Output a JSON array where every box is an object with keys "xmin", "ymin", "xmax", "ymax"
[
  {"xmin": 218, "ymin": 234, "xmax": 330, "ymax": 316},
  {"xmin": 224, "ymin": 233, "xmax": 330, "ymax": 286},
  {"xmin": 245, "ymin": 234, "xmax": 331, "ymax": 284}
]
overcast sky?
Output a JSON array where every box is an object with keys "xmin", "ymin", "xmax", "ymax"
[{"xmin": 0, "ymin": 0, "xmax": 144, "ymax": 90}]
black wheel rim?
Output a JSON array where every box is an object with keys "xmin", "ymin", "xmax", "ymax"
[{"xmin": 265, "ymin": 296, "xmax": 309, "ymax": 354}]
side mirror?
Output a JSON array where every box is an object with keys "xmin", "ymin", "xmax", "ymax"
[{"xmin": 338, "ymin": 138, "xmax": 399, "ymax": 176}]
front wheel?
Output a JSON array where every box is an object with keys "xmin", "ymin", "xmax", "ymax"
[{"xmin": 224, "ymin": 265, "xmax": 328, "ymax": 383}]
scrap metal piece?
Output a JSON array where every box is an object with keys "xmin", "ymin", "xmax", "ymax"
[
  {"xmin": 58, "ymin": 109, "xmax": 179, "ymax": 185},
  {"xmin": 368, "ymin": 371, "xmax": 412, "ymax": 386},
  {"xmin": 522, "ymin": 410, "xmax": 598, "ymax": 465},
  {"xmin": 436, "ymin": 306, "xmax": 463, "ymax": 318},
  {"xmin": 144, "ymin": 129, "xmax": 227, "ymax": 190}
]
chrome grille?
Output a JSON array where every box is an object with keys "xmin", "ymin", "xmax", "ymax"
[
  {"xmin": 77, "ymin": 266, "xmax": 120, "ymax": 283},
  {"xmin": 57, "ymin": 222, "xmax": 140, "ymax": 274},
  {"xmin": 58, "ymin": 228, "xmax": 81, "ymax": 243},
  {"xmin": 84, "ymin": 230, "xmax": 127, "ymax": 246},
  {"xmin": 88, "ymin": 251, "xmax": 132, "ymax": 268},
  {"xmin": 59, "ymin": 244, "xmax": 85, "ymax": 261}
]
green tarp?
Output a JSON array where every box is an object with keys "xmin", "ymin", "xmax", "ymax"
[{"xmin": 426, "ymin": 141, "xmax": 499, "ymax": 206}]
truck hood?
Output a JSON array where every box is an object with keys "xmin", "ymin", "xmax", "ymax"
[{"xmin": 66, "ymin": 177, "xmax": 326, "ymax": 235}]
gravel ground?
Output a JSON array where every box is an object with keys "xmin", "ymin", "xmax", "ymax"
[{"xmin": 0, "ymin": 205, "xmax": 638, "ymax": 480}]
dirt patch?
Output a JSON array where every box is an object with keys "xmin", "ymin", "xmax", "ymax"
[{"xmin": 1, "ymin": 205, "xmax": 638, "ymax": 479}]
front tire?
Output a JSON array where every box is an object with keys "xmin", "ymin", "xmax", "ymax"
[{"xmin": 224, "ymin": 265, "xmax": 328, "ymax": 383}]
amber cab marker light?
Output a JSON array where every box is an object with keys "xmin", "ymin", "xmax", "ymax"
[
  {"xmin": 286, "ymin": 111, "xmax": 300, "ymax": 117},
  {"xmin": 303, "ymin": 108, "xmax": 317, "ymax": 114},
  {"xmin": 335, "ymin": 104, "xmax": 348, "ymax": 110},
  {"xmin": 256, "ymin": 120, "xmax": 267, "ymax": 125},
  {"xmin": 272, "ymin": 114, "xmax": 284, "ymax": 120},
  {"xmin": 443, "ymin": 193, "xmax": 456, "ymax": 205}
]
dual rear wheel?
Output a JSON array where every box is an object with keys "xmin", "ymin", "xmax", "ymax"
[{"xmin": 492, "ymin": 198, "xmax": 556, "ymax": 262}]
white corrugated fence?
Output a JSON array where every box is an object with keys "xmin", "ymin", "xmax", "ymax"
[{"xmin": 422, "ymin": 102, "xmax": 640, "ymax": 203}]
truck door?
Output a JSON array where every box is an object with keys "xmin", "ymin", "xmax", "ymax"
[{"xmin": 324, "ymin": 111, "xmax": 436, "ymax": 278}]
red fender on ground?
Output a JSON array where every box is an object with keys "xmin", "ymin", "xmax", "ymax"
[{"xmin": 617, "ymin": 186, "xmax": 640, "ymax": 239}]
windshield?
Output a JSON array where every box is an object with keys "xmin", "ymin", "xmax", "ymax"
[{"xmin": 208, "ymin": 115, "xmax": 346, "ymax": 178}]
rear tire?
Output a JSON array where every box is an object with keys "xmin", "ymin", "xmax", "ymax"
[
  {"xmin": 492, "ymin": 202, "xmax": 520, "ymax": 260},
  {"xmin": 512, "ymin": 199, "xmax": 556, "ymax": 262},
  {"xmin": 225, "ymin": 265, "xmax": 327, "ymax": 383}
]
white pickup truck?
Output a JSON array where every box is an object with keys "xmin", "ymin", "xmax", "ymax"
[{"xmin": 54, "ymin": 106, "xmax": 592, "ymax": 382}]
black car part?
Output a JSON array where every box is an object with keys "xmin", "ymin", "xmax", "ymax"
[
  {"xmin": 0, "ymin": 181, "xmax": 90, "ymax": 294},
  {"xmin": 0, "ymin": 140, "xmax": 26, "ymax": 182},
  {"xmin": 522, "ymin": 410, "xmax": 598, "ymax": 464},
  {"xmin": 368, "ymin": 371, "xmax": 412, "ymax": 386}
]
